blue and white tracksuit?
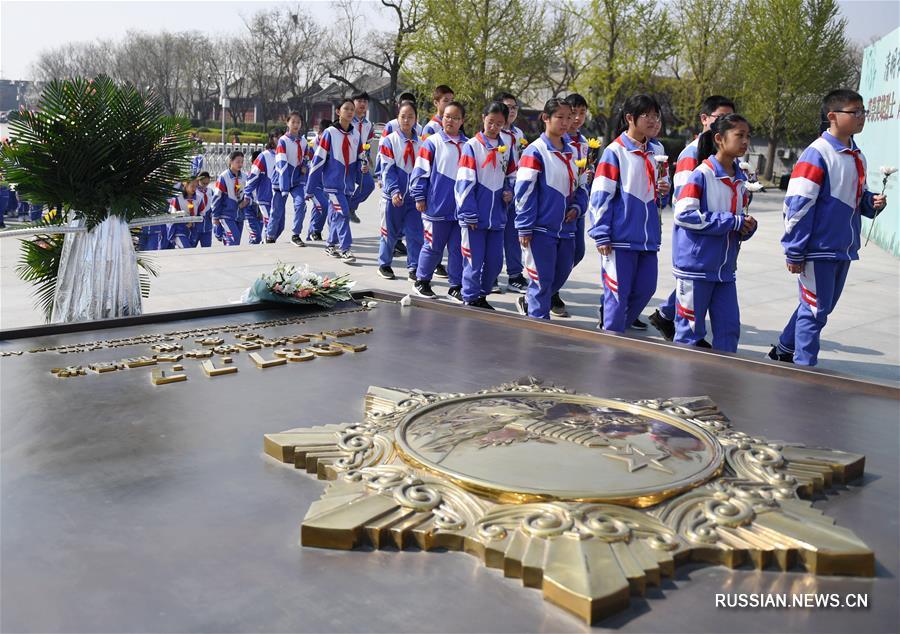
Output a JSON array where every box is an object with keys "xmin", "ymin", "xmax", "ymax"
[
  {"xmin": 672, "ymin": 157, "xmax": 755, "ymax": 351},
  {"xmin": 658, "ymin": 138, "xmax": 700, "ymax": 321},
  {"xmin": 305, "ymin": 133, "xmax": 331, "ymax": 238},
  {"xmin": 167, "ymin": 190, "xmax": 208, "ymax": 248},
  {"xmin": 411, "ymin": 130, "xmax": 468, "ymax": 286},
  {"xmin": 378, "ymin": 129, "xmax": 423, "ymax": 271},
  {"xmin": 194, "ymin": 185, "xmax": 213, "ymax": 247},
  {"xmin": 421, "ymin": 114, "xmax": 444, "ymax": 138},
  {"xmin": 566, "ymin": 131, "xmax": 591, "ymax": 269},
  {"xmin": 776, "ymin": 132, "xmax": 879, "ymax": 366},
  {"xmin": 306, "ymin": 123, "xmax": 364, "ymax": 252},
  {"xmin": 376, "ymin": 119, "xmax": 422, "ymax": 183},
  {"xmin": 587, "ymin": 133, "xmax": 668, "ymax": 332},
  {"xmin": 246, "ymin": 148, "xmax": 276, "ymax": 241},
  {"xmin": 502, "ymin": 125, "xmax": 527, "ymax": 279},
  {"xmin": 455, "ymin": 132, "xmax": 517, "ymax": 303},
  {"xmin": 272, "ymin": 133, "xmax": 310, "ymax": 240},
  {"xmin": 349, "ymin": 115, "xmax": 376, "ymax": 214},
  {"xmin": 515, "ymin": 134, "xmax": 587, "ymax": 319},
  {"xmin": 210, "ymin": 169, "xmax": 248, "ymax": 246}
]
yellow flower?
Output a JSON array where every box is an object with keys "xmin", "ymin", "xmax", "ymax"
[
  {"xmin": 497, "ymin": 145, "xmax": 508, "ymax": 153},
  {"xmin": 588, "ymin": 138, "xmax": 602, "ymax": 149},
  {"xmin": 519, "ymin": 137, "xmax": 528, "ymax": 146},
  {"xmin": 362, "ymin": 143, "xmax": 371, "ymax": 151},
  {"xmin": 575, "ymin": 158, "xmax": 587, "ymax": 169}
]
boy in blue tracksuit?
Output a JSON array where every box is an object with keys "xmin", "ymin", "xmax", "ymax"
[
  {"xmin": 650, "ymin": 95, "xmax": 736, "ymax": 341},
  {"xmin": 194, "ymin": 172, "xmax": 213, "ymax": 247},
  {"xmin": 771, "ymin": 89, "xmax": 887, "ymax": 366},
  {"xmin": 672, "ymin": 114, "xmax": 757, "ymax": 352},
  {"xmin": 411, "ymin": 101, "xmax": 467, "ymax": 301},
  {"xmin": 246, "ymin": 137, "xmax": 277, "ymax": 242},
  {"xmin": 587, "ymin": 95, "xmax": 671, "ymax": 332},
  {"xmin": 377, "ymin": 100, "xmax": 423, "ymax": 280},
  {"xmin": 273, "ymin": 112, "xmax": 311, "ymax": 245},
  {"xmin": 306, "ymin": 98, "xmax": 366, "ymax": 262},
  {"xmin": 514, "ymin": 98, "xmax": 587, "ymax": 320},
  {"xmin": 455, "ymin": 101, "xmax": 517, "ymax": 310},
  {"xmin": 305, "ymin": 120, "xmax": 332, "ymax": 241},
  {"xmin": 242, "ymin": 150, "xmax": 266, "ymax": 244},
  {"xmin": 210, "ymin": 151, "xmax": 250, "ymax": 246},
  {"xmin": 349, "ymin": 92, "xmax": 376, "ymax": 224}
]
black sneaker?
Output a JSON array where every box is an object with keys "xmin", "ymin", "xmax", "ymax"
[
  {"xmin": 378, "ymin": 265, "xmax": 395, "ymax": 280},
  {"xmin": 630, "ymin": 318, "xmax": 648, "ymax": 331},
  {"xmin": 434, "ymin": 263, "xmax": 449, "ymax": 278},
  {"xmin": 550, "ymin": 293, "xmax": 569, "ymax": 318},
  {"xmin": 307, "ymin": 231, "xmax": 323, "ymax": 242},
  {"xmin": 265, "ymin": 238, "xmax": 277, "ymax": 244},
  {"xmin": 507, "ymin": 275, "xmax": 528, "ymax": 294},
  {"xmin": 648, "ymin": 309, "xmax": 676, "ymax": 341},
  {"xmin": 767, "ymin": 345, "xmax": 794, "ymax": 363},
  {"xmin": 414, "ymin": 279, "xmax": 436, "ymax": 298},
  {"xmin": 323, "ymin": 245, "xmax": 337, "ymax": 257},
  {"xmin": 466, "ymin": 296, "xmax": 495, "ymax": 310},
  {"xmin": 339, "ymin": 250, "xmax": 356, "ymax": 263},
  {"xmin": 408, "ymin": 269, "xmax": 417, "ymax": 282},
  {"xmin": 291, "ymin": 234, "xmax": 305, "ymax": 247},
  {"xmin": 394, "ymin": 240, "xmax": 407, "ymax": 256},
  {"xmin": 490, "ymin": 279, "xmax": 502, "ymax": 294},
  {"xmin": 695, "ymin": 339, "xmax": 712, "ymax": 349},
  {"xmin": 447, "ymin": 286, "xmax": 464, "ymax": 304},
  {"xmin": 515, "ymin": 295, "xmax": 528, "ymax": 315},
  {"xmin": 349, "ymin": 210, "xmax": 361, "ymax": 224}
]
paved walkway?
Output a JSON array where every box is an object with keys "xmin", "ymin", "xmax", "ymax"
[{"xmin": 2, "ymin": 190, "xmax": 898, "ymax": 383}]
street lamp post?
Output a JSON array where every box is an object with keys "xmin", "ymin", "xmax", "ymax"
[{"xmin": 220, "ymin": 68, "xmax": 232, "ymax": 145}]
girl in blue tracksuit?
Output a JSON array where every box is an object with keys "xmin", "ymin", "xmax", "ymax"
[
  {"xmin": 455, "ymin": 101, "xmax": 518, "ymax": 309},
  {"xmin": 497, "ymin": 92, "xmax": 528, "ymax": 294},
  {"xmin": 167, "ymin": 178, "xmax": 208, "ymax": 248},
  {"xmin": 210, "ymin": 151, "xmax": 250, "ymax": 246},
  {"xmin": 411, "ymin": 101, "xmax": 468, "ymax": 300},
  {"xmin": 194, "ymin": 172, "xmax": 213, "ymax": 247},
  {"xmin": 242, "ymin": 150, "xmax": 266, "ymax": 244},
  {"xmin": 306, "ymin": 98, "xmax": 366, "ymax": 262},
  {"xmin": 349, "ymin": 92, "xmax": 376, "ymax": 220},
  {"xmin": 514, "ymin": 98, "xmax": 587, "ymax": 320},
  {"xmin": 378, "ymin": 100, "xmax": 423, "ymax": 279},
  {"xmin": 246, "ymin": 137, "xmax": 277, "ymax": 242},
  {"xmin": 273, "ymin": 112, "xmax": 311, "ymax": 244},
  {"xmin": 672, "ymin": 114, "xmax": 758, "ymax": 352},
  {"xmin": 587, "ymin": 94, "xmax": 671, "ymax": 332}
]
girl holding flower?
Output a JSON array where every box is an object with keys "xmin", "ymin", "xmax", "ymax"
[{"xmin": 455, "ymin": 101, "xmax": 518, "ymax": 309}]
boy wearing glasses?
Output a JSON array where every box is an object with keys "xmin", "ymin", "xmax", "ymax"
[{"xmin": 770, "ymin": 89, "xmax": 887, "ymax": 366}]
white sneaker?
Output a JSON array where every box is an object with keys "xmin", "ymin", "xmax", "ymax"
[{"xmin": 339, "ymin": 250, "xmax": 356, "ymax": 263}]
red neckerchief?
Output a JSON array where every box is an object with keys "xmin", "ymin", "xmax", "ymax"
[
  {"xmin": 703, "ymin": 159, "xmax": 739, "ymax": 213},
  {"xmin": 400, "ymin": 132, "xmax": 416, "ymax": 168},
  {"xmin": 618, "ymin": 133, "xmax": 657, "ymax": 196},
  {"xmin": 334, "ymin": 125, "xmax": 353, "ymax": 175},
  {"xmin": 551, "ymin": 141, "xmax": 575, "ymax": 197},
  {"xmin": 478, "ymin": 132, "xmax": 499, "ymax": 168},
  {"xmin": 846, "ymin": 147, "xmax": 865, "ymax": 206}
]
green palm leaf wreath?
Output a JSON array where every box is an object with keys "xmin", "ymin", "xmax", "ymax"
[{"xmin": 1, "ymin": 76, "xmax": 194, "ymax": 319}]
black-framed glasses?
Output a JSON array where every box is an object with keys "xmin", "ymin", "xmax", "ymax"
[{"xmin": 832, "ymin": 109, "xmax": 868, "ymax": 118}]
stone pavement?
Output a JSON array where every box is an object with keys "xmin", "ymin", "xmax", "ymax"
[{"xmin": 1, "ymin": 190, "xmax": 897, "ymax": 384}]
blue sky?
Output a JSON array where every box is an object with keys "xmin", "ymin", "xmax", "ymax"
[{"xmin": 1, "ymin": 0, "xmax": 898, "ymax": 80}]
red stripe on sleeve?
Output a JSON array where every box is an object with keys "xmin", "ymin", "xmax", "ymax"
[
  {"xmin": 595, "ymin": 162, "xmax": 620, "ymax": 181},
  {"xmin": 319, "ymin": 136, "xmax": 331, "ymax": 152},
  {"xmin": 417, "ymin": 146, "xmax": 433, "ymax": 161},
  {"xmin": 678, "ymin": 183, "xmax": 703, "ymax": 201},
  {"xmin": 380, "ymin": 144, "xmax": 395, "ymax": 158},
  {"xmin": 275, "ymin": 145, "xmax": 286, "ymax": 154},
  {"xmin": 253, "ymin": 158, "xmax": 265, "ymax": 170},
  {"xmin": 459, "ymin": 153, "xmax": 476, "ymax": 169},
  {"xmin": 791, "ymin": 161, "xmax": 825, "ymax": 184},
  {"xmin": 215, "ymin": 180, "xmax": 227, "ymax": 192},
  {"xmin": 519, "ymin": 155, "xmax": 542, "ymax": 170},
  {"xmin": 675, "ymin": 157, "xmax": 698, "ymax": 173}
]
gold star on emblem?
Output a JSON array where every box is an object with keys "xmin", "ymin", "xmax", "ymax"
[{"xmin": 603, "ymin": 443, "xmax": 675, "ymax": 474}]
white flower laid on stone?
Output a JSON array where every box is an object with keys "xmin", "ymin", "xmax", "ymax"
[
  {"xmin": 400, "ymin": 295, "xmax": 412, "ymax": 307},
  {"xmin": 247, "ymin": 262, "xmax": 356, "ymax": 308},
  {"xmin": 866, "ymin": 166, "xmax": 897, "ymax": 246}
]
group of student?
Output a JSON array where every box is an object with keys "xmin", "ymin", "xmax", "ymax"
[{"xmin": 150, "ymin": 84, "xmax": 887, "ymax": 369}]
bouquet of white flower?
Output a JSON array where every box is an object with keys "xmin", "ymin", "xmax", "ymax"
[{"xmin": 242, "ymin": 262, "xmax": 356, "ymax": 308}]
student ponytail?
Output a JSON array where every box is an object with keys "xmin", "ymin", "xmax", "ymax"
[{"xmin": 697, "ymin": 113, "xmax": 752, "ymax": 163}]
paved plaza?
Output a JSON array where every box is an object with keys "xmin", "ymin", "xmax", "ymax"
[{"xmin": 2, "ymin": 190, "xmax": 897, "ymax": 383}]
